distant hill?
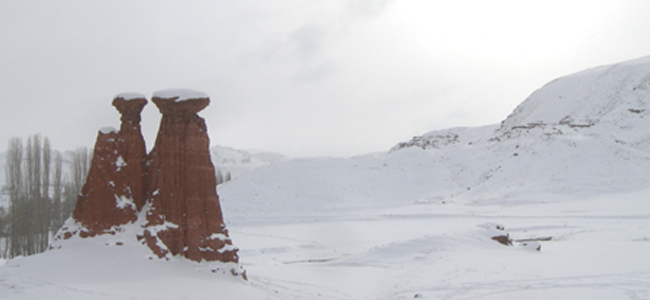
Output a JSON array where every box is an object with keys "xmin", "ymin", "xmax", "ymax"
[
  {"xmin": 210, "ymin": 145, "xmax": 287, "ymax": 179},
  {"xmin": 221, "ymin": 55, "xmax": 650, "ymax": 222}
]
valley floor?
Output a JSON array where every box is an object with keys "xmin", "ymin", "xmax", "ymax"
[
  {"xmin": 230, "ymin": 189, "xmax": 650, "ymax": 300},
  {"xmin": 1, "ymin": 188, "xmax": 649, "ymax": 299}
]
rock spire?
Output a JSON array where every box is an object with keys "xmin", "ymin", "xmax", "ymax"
[
  {"xmin": 67, "ymin": 93, "xmax": 148, "ymax": 237},
  {"xmin": 142, "ymin": 90, "xmax": 239, "ymax": 263},
  {"xmin": 56, "ymin": 90, "xmax": 240, "ymax": 270}
]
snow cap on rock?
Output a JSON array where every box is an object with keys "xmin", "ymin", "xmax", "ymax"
[
  {"xmin": 113, "ymin": 92, "xmax": 147, "ymax": 101},
  {"xmin": 144, "ymin": 89, "xmax": 238, "ymax": 264},
  {"xmin": 152, "ymin": 89, "xmax": 209, "ymax": 114},
  {"xmin": 152, "ymin": 89, "xmax": 209, "ymax": 102},
  {"xmin": 99, "ymin": 126, "xmax": 118, "ymax": 135}
]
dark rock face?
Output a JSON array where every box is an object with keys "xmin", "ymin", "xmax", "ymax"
[
  {"xmin": 70, "ymin": 96, "xmax": 148, "ymax": 236},
  {"xmin": 143, "ymin": 94, "xmax": 238, "ymax": 263}
]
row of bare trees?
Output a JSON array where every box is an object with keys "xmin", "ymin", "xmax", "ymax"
[
  {"xmin": 0, "ymin": 135, "xmax": 90, "ymax": 259},
  {"xmin": 216, "ymin": 169, "xmax": 232, "ymax": 186}
]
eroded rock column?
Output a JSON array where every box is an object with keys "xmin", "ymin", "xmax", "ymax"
[
  {"xmin": 112, "ymin": 96, "xmax": 148, "ymax": 210},
  {"xmin": 68, "ymin": 94, "xmax": 148, "ymax": 237},
  {"xmin": 143, "ymin": 90, "xmax": 239, "ymax": 263}
]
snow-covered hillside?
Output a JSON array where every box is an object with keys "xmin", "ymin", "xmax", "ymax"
[
  {"xmin": 391, "ymin": 56, "xmax": 650, "ymax": 200},
  {"xmin": 1, "ymin": 56, "xmax": 650, "ymax": 299},
  {"xmin": 210, "ymin": 145, "xmax": 287, "ymax": 179},
  {"xmin": 217, "ymin": 55, "xmax": 650, "ymax": 298}
]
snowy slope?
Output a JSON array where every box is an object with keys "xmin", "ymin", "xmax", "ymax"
[
  {"xmin": 0, "ymin": 220, "xmax": 266, "ymax": 299},
  {"xmin": 2, "ymin": 56, "xmax": 650, "ymax": 299},
  {"xmin": 216, "ymin": 55, "xmax": 650, "ymax": 299},
  {"xmin": 390, "ymin": 55, "xmax": 650, "ymax": 201},
  {"xmin": 210, "ymin": 145, "xmax": 287, "ymax": 179},
  {"xmin": 499, "ymin": 56, "xmax": 650, "ymax": 131}
]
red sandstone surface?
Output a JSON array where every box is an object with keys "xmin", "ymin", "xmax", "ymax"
[
  {"xmin": 143, "ymin": 92, "xmax": 238, "ymax": 263},
  {"xmin": 112, "ymin": 97, "xmax": 148, "ymax": 210},
  {"xmin": 60, "ymin": 90, "xmax": 239, "ymax": 266},
  {"xmin": 70, "ymin": 95, "xmax": 148, "ymax": 236}
]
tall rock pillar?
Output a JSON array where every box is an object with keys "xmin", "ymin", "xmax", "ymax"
[
  {"xmin": 69, "ymin": 94, "xmax": 148, "ymax": 237},
  {"xmin": 143, "ymin": 89, "xmax": 238, "ymax": 263},
  {"xmin": 112, "ymin": 96, "xmax": 148, "ymax": 210}
]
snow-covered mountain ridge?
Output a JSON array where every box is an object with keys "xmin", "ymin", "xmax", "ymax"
[
  {"xmin": 396, "ymin": 56, "xmax": 650, "ymax": 149},
  {"xmin": 387, "ymin": 56, "xmax": 650, "ymax": 201},
  {"xmin": 499, "ymin": 56, "xmax": 650, "ymax": 132}
]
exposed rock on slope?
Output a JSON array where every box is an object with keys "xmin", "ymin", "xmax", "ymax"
[{"xmin": 143, "ymin": 90, "xmax": 239, "ymax": 263}]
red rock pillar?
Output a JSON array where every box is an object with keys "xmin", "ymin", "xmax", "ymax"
[
  {"xmin": 70, "ymin": 94, "xmax": 148, "ymax": 237},
  {"xmin": 143, "ymin": 90, "xmax": 238, "ymax": 263},
  {"xmin": 112, "ymin": 97, "xmax": 148, "ymax": 210}
]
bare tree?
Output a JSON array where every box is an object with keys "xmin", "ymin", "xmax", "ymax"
[
  {"xmin": 4, "ymin": 138, "xmax": 90, "ymax": 257},
  {"xmin": 61, "ymin": 147, "xmax": 91, "ymax": 222},
  {"xmin": 50, "ymin": 151, "xmax": 63, "ymax": 232},
  {"xmin": 61, "ymin": 178, "xmax": 77, "ymax": 223},
  {"xmin": 216, "ymin": 169, "xmax": 224, "ymax": 185},
  {"xmin": 71, "ymin": 147, "xmax": 90, "ymax": 196},
  {"xmin": 6, "ymin": 137, "xmax": 23, "ymax": 258},
  {"xmin": 42, "ymin": 137, "xmax": 51, "ymax": 198},
  {"xmin": 31, "ymin": 135, "xmax": 41, "ymax": 201},
  {"xmin": 38, "ymin": 137, "xmax": 51, "ymax": 252},
  {"xmin": 5, "ymin": 136, "xmax": 58, "ymax": 257},
  {"xmin": 0, "ymin": 207, "xmax": 8, "ymax": 258}
]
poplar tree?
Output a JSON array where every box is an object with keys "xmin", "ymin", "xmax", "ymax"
[
  {"xmin": 6, "ymin": 137, "xmax": 23, "ymax": 258},
  {"xmin": 50, "ymin": 151, "xmax": 63, "ymax": 232}
]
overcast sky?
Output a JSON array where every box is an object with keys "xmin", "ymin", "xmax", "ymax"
[{"xmin": 2, "ymin": 1, "xmax": 650, "ymax": 157}]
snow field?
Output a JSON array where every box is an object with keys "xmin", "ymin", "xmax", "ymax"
[{"xmin": 226, "ymin": 189, "xmax": 650, "ymax": 300}]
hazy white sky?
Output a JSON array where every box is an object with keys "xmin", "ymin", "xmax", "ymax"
[{"xmin": 2, "ymin": 0, "xmax": 650, "ymax": 157}]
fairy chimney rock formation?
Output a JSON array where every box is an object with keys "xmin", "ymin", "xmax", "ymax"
[
  {"xmin": 70, "ymin": 93, "xmax": 148, "ymax": 237},
  {"xmin": 112, "ymin": 94, "xmax": 148, "ymax": 210},
  {"xmin": 57, "ymin": 90, "xmax": 241, "ymax": 273},
  {"xmin": 143, "ymin": 89, "xmax": 239, "ymax": 263}
]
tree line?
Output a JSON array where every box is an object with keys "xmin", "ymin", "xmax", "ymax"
[
  {"xmin": 0, "ymin": 135, "xmax": 90, "ymax": 259},
  {"xmin": 216, "ymin": 169, "xmax": 232, "ymax": 186}
]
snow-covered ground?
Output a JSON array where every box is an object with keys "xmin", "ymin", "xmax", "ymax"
[
  {"xmin": 226, "ymin": 188, "xmax": 650, "ymax": 299},
  {"xmin": 2, "ymin": 56, "xmax": 650, "ymax": 299}
]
